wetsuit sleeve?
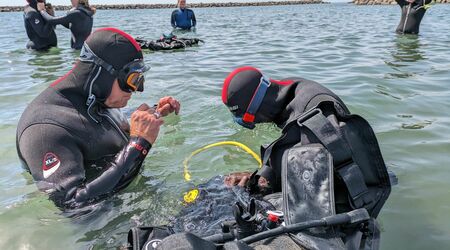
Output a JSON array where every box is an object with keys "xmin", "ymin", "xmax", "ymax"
[
  {"xmin": 191, "ymin": 10, "xmax": 196, "ymax": 27},
  {"xmin": 26, "ymin": 11, "xmax": 54, "ymax": 38},
  {"xmin": 171, "ymin": 10, "xmax": 177, "ymax": 28},
  {"xmin": 18, "ymin": 124, "xmax": 151, "ymax": 208},
  {"xmin": 39, "ymin": 10, "xmax": 77, "ymax": 28}
]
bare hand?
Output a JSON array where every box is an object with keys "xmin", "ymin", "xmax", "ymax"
[
  {"xmin": 224, "ymin": 172, "xmax": 252, "ymax": 187},
  {"xmin": 130, "ymin": 104, "xmax": 164, "ymax": 144},
  {"xmin": 156, "ymin": 96, "xmax": 180, "ymax": 117},
  {"xmin": 37, "ymin": 2, "xmax": 45, "ymax": 11},
  {"xmin": 224, "ymin": 172, "xmax": 270, "ymax": 190}
]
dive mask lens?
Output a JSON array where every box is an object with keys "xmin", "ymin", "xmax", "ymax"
[
  {"xmin": 233, "ymin": 115, "xmax": 255, "ymax": 129},
  {"xmin": 126, "ymin": 72, "xmax": 145, "ymax": 92},
  {"xmin": 120, "ymin": 60, "xmax": 150, "ymax": 93}
]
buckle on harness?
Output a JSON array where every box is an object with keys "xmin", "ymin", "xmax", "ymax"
[{"xmin": 297, "ymin": 108, "xmax": 322, "ymax": 126}]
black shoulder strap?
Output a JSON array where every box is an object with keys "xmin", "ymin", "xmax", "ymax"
[
  {"xmin": 298, "ymin": 108, "xmax": 373, "ymax": 209},
  {"xmin": 255, "ymin": 132, "xmax": 287, "ymax": 183}
]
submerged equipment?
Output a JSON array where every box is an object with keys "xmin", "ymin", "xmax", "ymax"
[
  {"xmin": 204, "ymin": 208, "xmax": 370, "ymax": 244},
  {"xmin": 183, "ymin": 141, "xmax": 262, "ymax": 181},
  {"xmin": 136, "ymin": 34, "xmax": 204, "ymax": 51}
]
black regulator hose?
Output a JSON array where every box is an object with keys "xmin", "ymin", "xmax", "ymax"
[
  {"xmin": 203, "ymin": 208, "xmax": 370, "ymax": 245},
  {"xmin": 240, "ymin": 208, "xmax": 370, "ymax": 244},
  {"xmin": 203, "ymin": 232, "xmax": 235, "ymax": 243}
]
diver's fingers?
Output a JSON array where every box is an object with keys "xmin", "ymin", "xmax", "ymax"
[
  {"xmin": 137, "ymin": 103, "xmax": 151, "ymax": 111},
  {"xmin": 224, "ymin": 175, "xmax": 235, "ymax": 187},
  {"xmin": 238, "ymin": 176, "xmax": 249, "ymax": 187}
]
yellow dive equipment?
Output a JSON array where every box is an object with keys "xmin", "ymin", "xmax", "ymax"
[{"xmin": 182, "ymin": 141, "xmax": 262, "ymax": 203}]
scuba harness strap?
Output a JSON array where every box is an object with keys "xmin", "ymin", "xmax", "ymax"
[
  {"xmin": 256, "ymin": 101, "xmax": 391, "ymax": 218},
  {"xmin": 298, "ymin": 108, "xmax": 373, "ymax": 209}
]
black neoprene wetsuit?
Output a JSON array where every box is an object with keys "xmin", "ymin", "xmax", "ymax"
[
  {"xmin": 24, "ymin": 5, "xmax": 57, "ymax": 50},
  {"xmin": 40, "ymin": 5, "xmax": 94, "ymax": 49},
  {"xmin": 395, "ymin": 0, "xmax": 432, "ymax": 34},
  {"xmin": 16, "ymin": 62, "xmax": 151, "ymax": 209},
  {"xmin": 257, "ymin": 78, "xmax": 349, "ymax": 192},
  {"xmin": 171, "ymin": 8, "xmax": 196, "ymax": 30}
]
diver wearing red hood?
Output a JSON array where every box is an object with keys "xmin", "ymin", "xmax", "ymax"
[{"xmin": 16, "ymin": 28, "xmax": 180, "ymax": 209}]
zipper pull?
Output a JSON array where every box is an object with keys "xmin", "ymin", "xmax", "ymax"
[{"xmin": 86, "ymin": 94, "xmax": 96, "ymax": 106}]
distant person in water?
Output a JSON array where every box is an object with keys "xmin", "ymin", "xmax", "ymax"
[
  {"xmin": 171, "ymin": 0, "xmax": 196, "ymax": 30},
  {"xmin": 24, "ymin": 0, "xmax": 57, "ymax": 50},
  {"xmin": 37, "ymin": 0, "xmax": 96, "ymax": 50},
  {"xmin": 395, "ymin": 0, "xmax": 432, "ymax": 34}
]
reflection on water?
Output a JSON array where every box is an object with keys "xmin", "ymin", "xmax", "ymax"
[
  {"xmin": 391, "ymin": 34, "xmax": 426, "ymax": 64},
  {"xmin": 384, "ymin": 35, "xmax": 427, "ymax": 79},
  {"xmin": 27, "ymin": 48, "xmax": 77, "ymax": 82}
]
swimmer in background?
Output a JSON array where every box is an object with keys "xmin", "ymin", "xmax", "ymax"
[
  {"xmin": 24, "ymin": 0, "xmax": 57, "ymax": 50},
  {"xmin": 395, "ymin": 0, "xmax": 433, "ymax": 34},
  {"xmin": 171, "ymin": 0, "xmax": 196, "ymax": 30},
  {"xmin": 37, "ymin": 0, "xmax": 96, "ymax": 50}
]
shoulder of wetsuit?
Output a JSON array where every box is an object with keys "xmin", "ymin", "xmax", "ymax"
[
  {"xmin": 281, "ymin": 77, "xmax": 305, "ymax": 83},
  {"xmin": 25, "ymin": 8, "xmax": 39, "ymax": 18},
  {"xmin": 77, "ymin": 6, "xmax": 94, "ymax": 16},
  {"xmin": 24, "ymin": 5, "xmax": 35, "ymax": 13}
]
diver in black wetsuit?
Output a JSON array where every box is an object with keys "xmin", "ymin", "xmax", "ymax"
[
  {"xmin": 127, "ymin": 67, "xmax": 393, "ymax": 249},
  {"xmin": 396, "ymin": 0, "xmax": 432, "ymax": 34},
  {"xmin": 171, "ymin": 0, "xmax": 196, "ymax": 30},
  {"xmin": 24, "ymin": 0, "xmax": 57, "ymax": 50},
  {"xmin": 37, "ymin": 0, "xmax": 95, "ymax": 50},
  {"xmin": 16, "ymin": 28, "xmax": 181, "ymax": 209},
  {"xmin": 219, "ymin": 67, "xmax": 392, "ymax": 249}
]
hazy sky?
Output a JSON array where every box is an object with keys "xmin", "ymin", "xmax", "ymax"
[{"xmin": 0, "ymin": 0, "xmax": 346, "ymax": 7}]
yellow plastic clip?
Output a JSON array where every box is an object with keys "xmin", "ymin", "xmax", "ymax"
[{"xmin": 183, "ymin": 188, "xmax": 199, "ymax": 203}]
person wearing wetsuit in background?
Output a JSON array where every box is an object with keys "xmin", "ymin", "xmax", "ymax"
[
  {"xmin": 24, "ymin": 0, "xmax": 57, "ymax": 50},
  {"xmin": 171, "ymin": 0, "xmax": 196, "ymax": 30},
  {"xmin": 16, "ymin": 28, "xmax": 181, "ymax": 209},
  {"xmin": 396, "ymin": 0, "xmax": 432, "ymax": 34},
  {"xmin": 37, "ymin": 0, "xmax": 95, "ymax": 50}
]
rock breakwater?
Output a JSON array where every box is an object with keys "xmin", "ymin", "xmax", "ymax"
[{"xmin": 0, "ymin": 1, "xmax": 324, "ymax": 12}]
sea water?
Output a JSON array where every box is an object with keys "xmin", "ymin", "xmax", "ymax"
[{"xmin": 0, "ymin": 3, "xmax": 449, "ymax": 249}]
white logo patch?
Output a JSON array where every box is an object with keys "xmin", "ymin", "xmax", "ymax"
[
  {"xmin": 229, "ymin": 105, "xmax": 239, "ymax": 111},
  {"xmin": 34, "ymin": 18, "xmax": 40, "ymax": 25},
  {"xmin": 143, "ymin": 239, "xmax": 162, "ymax": 250},
  {"xmin": 42, "ymin": 152, "xmax": 61, "ymax": 179}
]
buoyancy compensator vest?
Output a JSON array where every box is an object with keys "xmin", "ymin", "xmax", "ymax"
[{"xmin": 254, "ymin": 100, "xmax": 392, "ymax": 249}]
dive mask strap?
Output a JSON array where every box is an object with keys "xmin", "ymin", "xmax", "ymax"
[
  {"xmin": 242, "ymin": 76, "xmax": 271, "ymax": 123},
  {"xmin": 79, "ymin": 43, "xmax": 117, "ymax": 76}
]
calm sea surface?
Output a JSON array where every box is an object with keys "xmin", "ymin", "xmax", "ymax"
[{"xmin": 0, "ymin": 3, "xmax": 449, "ymax": 249}]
